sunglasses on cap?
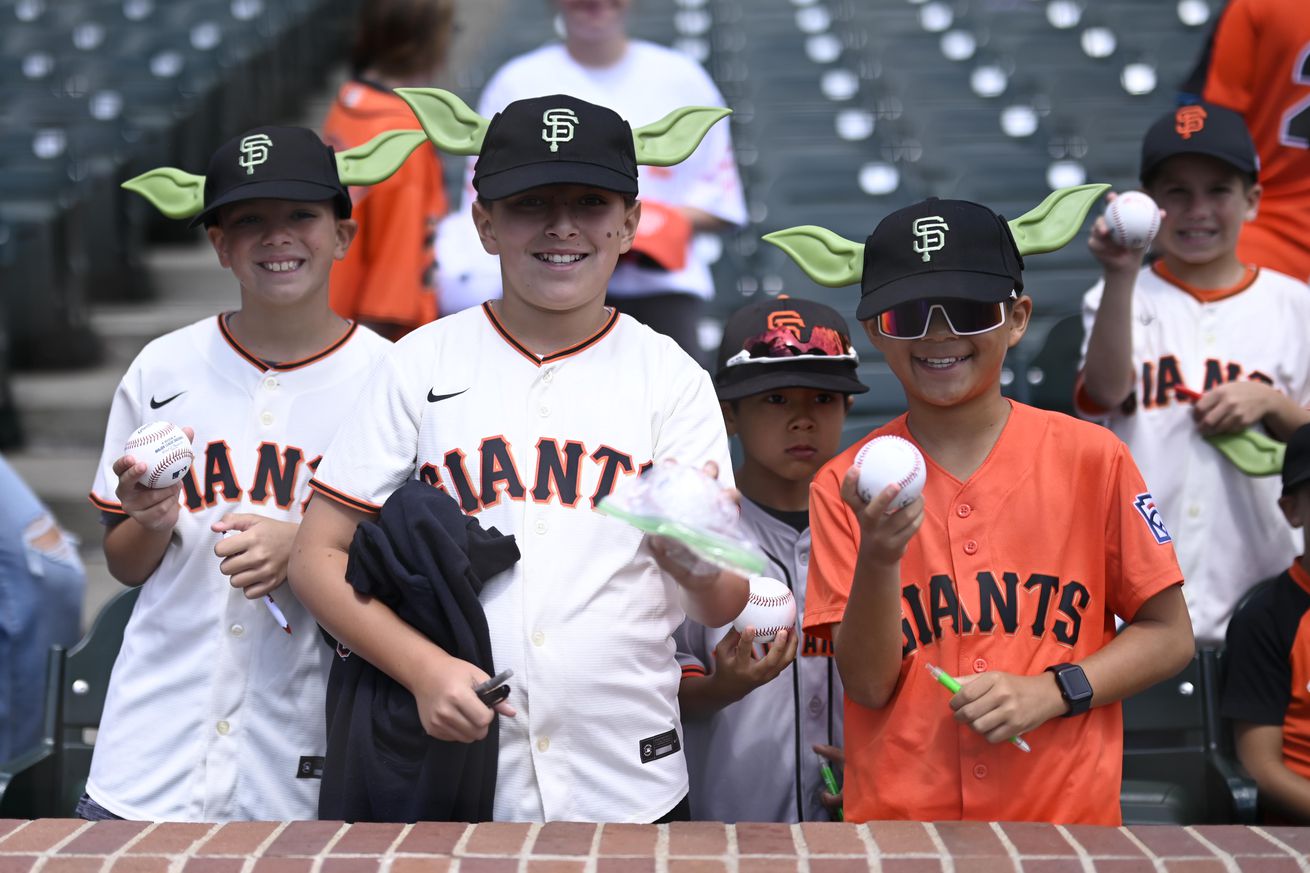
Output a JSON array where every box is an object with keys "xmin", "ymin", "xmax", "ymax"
[
  {"xmin": 723, "ymin": 325, "xmax": 859, "ymax": 367},
  {"xmin": 875, "ymin": 293, "xmax": 1016, "ymax": 341}
]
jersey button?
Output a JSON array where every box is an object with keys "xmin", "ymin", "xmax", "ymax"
[
  {"xmin": 956, "ymin": 504, "xmax": 971, "ymax": 518},
  {"xmin": 799, "ymin": 549, "xmax": 809, "ymax": 565},
  {"xmin": 973, "ymin": 658, "xmax": 987, "ymax": 673},
  {"xmin": 263, "ymin": 377, "xmax": 278, "ymax": 391},
  {"xmin": 534, "ymin": 520, "xmax": 548, "ymax": 535},
  {"xmin": 537, "ymin": 737, "xmax": 550, "ymax": 752},
  {"xmin": 808, "ymin": 696, "xmax": 822, "ymax": 716},
  {"xmin": 230, "ymin": 624, "xmax": 244, "ymax": 637},
  {"xmin": 973, "ymin": 763, "xmax": 988, "ymax": 779},
  {"xmin": 538, "ymin": 405, "xmax": 550, "ymax": 417},
  {"xmin": 260, "ymin": 411, "xmax": 274, "ymax": 426},
  {"xmin": 543, "ymin": 369, "xmax": 554, "ymax": 383},
  {"xmin": 532, "ymin": 631, "xmax": 546, "ymax": 647},
  {"xmin": 1187, "ymin": 504, "xmax": 1201, "ymax": 518},
  {"xmin": 216, "ymin": 720, "xmax": 231, "ymax": 736},
  {"xmin": 963, "ymin": 539, "xmax": 978, "ymax": 555}
]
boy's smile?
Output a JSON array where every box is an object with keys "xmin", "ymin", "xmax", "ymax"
[{"xmin": 1147, "ymin": 153, "xmax": 1260, "ymax": 273}]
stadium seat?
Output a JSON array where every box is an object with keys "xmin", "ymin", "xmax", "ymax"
[{"xmin": 0, "ymin": 585, "xmax": 141, "ymax": 818}]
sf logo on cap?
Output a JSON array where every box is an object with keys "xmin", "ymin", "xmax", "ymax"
[
  {"xmin": 766, "ymin": 310, "xmax": 805, "ymax": 337},
  {"xmin": 542, "ymin": 108, "xmax": 579, "ymax": 152},
  {"xmin": 239, "ymin": 134, "xmax": 273, "ymax": 175},
  {"xmin": 912, "ymin": 216, "xmax": 949, "ymax": 262},
  {"xmin": 1175, "ymin": 105, "xmax": 1207, "ymax": 140}
]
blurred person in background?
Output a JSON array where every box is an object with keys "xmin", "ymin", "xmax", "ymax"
[{"xmin": 322, "ymin": 0, "xmax": 455, "ymax": 340}]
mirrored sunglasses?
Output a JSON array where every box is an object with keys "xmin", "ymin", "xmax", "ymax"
[
  {"xmin": 876, "ymin": 298, "xmax": 1010, "ymax": 340},
  {"xmin": 723, "ymin": 325, "xmax": 859, "ymax": 367}
]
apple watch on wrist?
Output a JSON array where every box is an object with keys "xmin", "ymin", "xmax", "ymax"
[{"xmin": 1046, "ymin": 662, "xmax": 1093, "ymax": 717}]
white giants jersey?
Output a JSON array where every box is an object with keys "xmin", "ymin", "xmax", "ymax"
[
  {"xmin": 87, "ymin": 316, "xmax": 389, "ymax": 821},
  {"xmin": 311, "ymin": 303, "xmax": 732, "ymax": 823},
  {"xmin": 1078, "ymin": 263, "xmax": 1310, "ymax": 642}
]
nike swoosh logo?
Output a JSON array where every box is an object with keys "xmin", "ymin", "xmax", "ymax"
[
  {"xmin": 427, "ymin": 388, "xmax": 469, "ymax": 403},
  {"xmin": 150, "ymin": 391, "xmax": 186, "ymax": 409}
]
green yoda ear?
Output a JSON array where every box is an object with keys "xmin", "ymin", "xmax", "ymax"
[
  {"xmin": 631, "ymin": 106, "xmax": 731, "ymax": 167},
  {"xmin": 395, "ymin": 87, "xmax": 489, "ymax": 156},
  {"xmin": 335, "ymin": 129, "xmax": 429, "ymax": 186},
  {"xmin": 761, "ymin": 225, "xmax": 865, "ymax": 287},
  {"xmin": 1006, "ymin": 183, "xmax": 1111, "ymax": 256},
  {"xmin": 1205, "ymin": 429, "xmax": 1286, "ymax": 477},
  {"xmin": 121, "ymin": 167, "xmax": 206, "ymax": 219}
]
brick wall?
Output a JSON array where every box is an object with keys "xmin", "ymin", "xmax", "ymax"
[{"xmin": 2, "ymin": 819, "xmax": 1307, "ymax": 872}]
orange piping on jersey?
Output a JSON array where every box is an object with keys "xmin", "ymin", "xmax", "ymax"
[
  {"xmin": 1072, "ymin": 372, "xmax": 1114, "ymax": 417},
  {"xmin": 217, "ymin": 314, "xmax": 360, "ymax": 373},
  {"xmin": 1151, "ymin": 260, "xmax": 1259, "ymax": 303},
  {"xmin": 1291, "ymin": 560, "xmax": 1310, "ymax": 596},
  {"xmin": 88, "ymin": 492, "xmax": 126, "ymax": 514},
  {"xmin": 307, "ymin": 478, "xmax": 382, "ymax": 514},
  {"xmin": 481, "ymin": 302, "xmax": 620, "ymax": 367},
  {"xmin": 681, "ymin": 664, "xmax": 707, "ymax": 678}
]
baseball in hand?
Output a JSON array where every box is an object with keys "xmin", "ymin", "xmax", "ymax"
[
  {"xmin": 1104, "ymin": 191, "xmax": 1161, "ymax": 250},
  {"xmin": 732, "ymin": 575, "xmax": 797, "ymax": 644},
  {"xmin": 124, "ymin": 421, "xmax": 194, "ymax": 489},
  {"xmin": 854, "ymin": 435, "xmax": 926, "ymax": 512}
]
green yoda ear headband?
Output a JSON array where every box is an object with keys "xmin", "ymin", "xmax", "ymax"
[
  {"xmin": 760, "ymin": 183, "xmax": 1111, "ymax": 287},
  {"xmin": 121, "ymin": 128, "xmax": 428, "ymax": 220},
  {"xmin": 394, "ymin": 87, "xmax": 731, "ymax": 167}
]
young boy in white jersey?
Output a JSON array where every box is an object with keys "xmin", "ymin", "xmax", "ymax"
[
  {"xmin": 289, "ymin": 91, "xmax": 748, "ymax": 823},
  {"xmin": 676, "ymin": 296, "xmax": 864, "ymax": 823},
  {"xmin": 82, "ymin": 127, "xmax": 395, "ymax": 820},
  {"xmin": 1079, "ymin": 101, "xmax": 1310, "ymax": 645}
]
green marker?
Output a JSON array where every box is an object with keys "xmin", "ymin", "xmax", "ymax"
[
  {"xmin": 818, "ymin": 758, "xmax": 843, "ymax": 821},
  {"xmin": 925, "ymin": 662, "xmax": 1032, "ymax": 753}
]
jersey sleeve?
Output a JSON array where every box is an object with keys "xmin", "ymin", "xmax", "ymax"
[
  {"xmin": 1222, "ymin": 578, "xmax": 1295, "ymax": 726},
  {"xmin": 89, "ymin": 362, "xmax": 147, "ymax": 516},
  {"xmin": 1102, "ymin": 441, "xmax": 1184, "ymax": 622},
  {"xmin": 309, "ymin": 347, "xmax": 422, "ymax": 512},
  {"xmin": 651, "ymin": 356, "xmax": 734, "ymax": 488},
  {"xmin": 803, "ymin": 461, "xmax": 859, "ymax": 640},
  {"xmin": 673, "ymin": 617, "xmax": 712, "ymax": 678},
  {"xmin": 1073, "ymin": 279, "xmax": 1120, "ymax": 420},
  {"xmin": 1200, "ymin": 0, "xmax": 1258, "ymax": 114}
]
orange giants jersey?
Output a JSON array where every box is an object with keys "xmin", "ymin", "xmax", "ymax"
[
  {"xmin": 804, "ymin": 402, "xmax": 1183, "ymax": 825},
  {"xmin": 322, "ymin": 80, "xmax": 447, "ymax": 334},
  {"xmin": 1196, "ymin": 0, "xmax": 1310, "ymax": 280}
]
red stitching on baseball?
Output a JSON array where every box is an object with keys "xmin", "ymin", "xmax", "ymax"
[
  {"xmin": 146, "ymin": 448, "xmax": 193, "ymax": 488},
  {"xmin": 748, "ymin": 592, "xmax": 793, "ymax": 608}
]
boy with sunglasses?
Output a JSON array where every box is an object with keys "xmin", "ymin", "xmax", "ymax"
[
  {"xmin": 675, "ymin": 296, "xmax": 865, "ymax": 822},
  {"xmin": 765, "ymin": 194, "xmax": 1195, "ymax": 824}
]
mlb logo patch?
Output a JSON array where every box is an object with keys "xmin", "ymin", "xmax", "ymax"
[{"xmin": 1133, "ymin": 493, "xmax": 1172, "ymax": 545}]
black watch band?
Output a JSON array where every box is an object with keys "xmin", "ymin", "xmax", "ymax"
[{"xmin": 1046, "ymin": 662, "xmax": 1093, "ymax": 717}]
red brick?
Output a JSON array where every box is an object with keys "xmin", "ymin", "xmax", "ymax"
[
  {"xmin": 1219, "ymin": 860, "xmax": 1301, "ymax": 873},
  {"xmin": 1261, "ymin": 826, "xmax": 1310, "ymax": 855},
  {"xmin": 328, "ymin": 823, "xmax": 404, "ymax": 855},
  {"xmin": 667, "ymin": 822, "xmax": 728, "ymax": 856},
  {"xmin": 530, "ymin": 822, "xmax": 596, "ymax": 856},
  {"xmin": 667, "ymin": 862, "xmax": 729, "ymax": 873},
  {"xmin": 730, "ymin": 861, "xmax": 800, "ymax": 873},
  {"xmin": 998, "ymin": 822, "xmax": 1078, "ymax": 857},
  {"xmin": 735, "ymin": 823, "xmax": 796, "ymax": 856},
  {"xmin": 934, "ymin": 821, "xmax": 1006, "ymax": 856},
  {"xmin": 320, "ymin": 859, "xmax": 384, "ymax": 873},
  {"xmin": 1191, "ymin": 825, "xmax": 1286, "ymax": 857},
  {"xmin": 1064, "ymin": 825, "xmax": 1146, "ymax": 858},
  {"xmin": 799, "ymin": 822, "xmax": 863, "ymax": 856},
  {"xmin": 40, "ymin": 859, "xmax": 104, "ymax": 873},
  {"xmin": 1128, "ymin": 826, "xmax": 1216, "ymax": 858},
  {"xmin": 881, "ymin": 860, "xmax": 945, "ymax": 873},
  {"xmin": 0, "ymin": 819, "xmax": 87, "ymax": 852},
  {"xmin": 465, "ymin": 822, "xmax": 531, "ymax": 856},
  {"xmin": 1090, "ymin": 861, "xmax": 1157, "ymax": 873},
  {"xmin": 389, "ymin": 859, "xmax": 452, "ymax": 873},
  {"xmin": 598, "ymin": 824, "xmax": 656, "ymax": 856},
  {"xmin": 0, "ymin": 856, "xmax": 37, "ymax": 873},
  {"xmin": 0, "ymin": 822, "xmax": 26, "ymax": 840},
  {"xmin": 524, "ymin": 862, "xmax": 586, "ymax": 873},
  {"xmin": 810, "ymin": 860, "xmax": 881, "ymax": 873},
  {"xmin": 1020, "ymin": 861, "xmax": 1084, "ymax": 873},
  {"xmin": 1161, "ymin": 861, "xmax": 1227, "ymax": 873},
  {"xmin": 195, "ymin": 822, "xmax": 279, "ymax": 856},
  {"xmin": 249, "ymin": 860, "xmax": 313, "ymax": 873},
  {"xmin": 126, "ymin": 823, "xmax": 211, "ymax": 855},
  {"xmin": 109, "ymin": 858, "xmax": 171, "ymax": 873},
  {"xmin": 395, "ymin": 822, "xmax": 465, "ymax": 855},
  {"xmin": 942, "ymin": 858, "xmax": 1017, "ymax": 873},
  {"xmin": 596, "ymin": 859, "xmax": 655, "ymax": 873},
  {"xmin": 182, "ymin": 860, "xmax": 245, "ymax": 873},
  {"xmin": 457, "ymin": 860, "xmax": 520, "ymax": 873},
  {"xmin": 867, "ymin": 821, "xmax": 936, "ymax": 855},
  {"xmin": 263, "ymin": 821, "xmax": 341, "ymax": 857},
  {"xmin": 60, "ymin": 821, "xmax": 150, "ymax": 855}
]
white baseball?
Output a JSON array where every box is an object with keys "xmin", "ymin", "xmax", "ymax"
[
  {"xmin": 123, "ymin": 421, "xmax": 194, "ymax": 489},
  {"xmin": 854, "ymin": 435, "xmax": 926, "ymax": 511},
  {"xmin": 1104, "ymin": 191, "xmax": 1161, "ymax": 250},
  {"xmin": 732, "ymin": 575, "xmax": 797, "ymax": 644}
]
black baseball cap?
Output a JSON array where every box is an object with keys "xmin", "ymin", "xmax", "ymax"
[
  {"xmin": 1283, "ymin": 424, "xmax": 1310, "ymax": 496},
  {"xmin": 1140, "ymin": 102, "xmax": 1259, "ymax": 185},
  {"xmin": 856, "ymin": 198, "xmax": 1024, "ymax": 321},
  {"xmin": 714, "ymin": 295, "xmax": 868, "ymax": 401},
  {"xmin": 472, "ymin": 94, "xmax": 639, "ymax": 200},
  {"xmin": 193, "ymin": 126, "xmax": 352, "ymax": 228}
]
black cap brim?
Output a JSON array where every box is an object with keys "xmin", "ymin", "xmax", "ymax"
[
  {"xmin": 856, "ymin": 269, "xmax": 1016, "ymax": 320},
  {"xmin": 714, "ymin": 362, "xmax": 869, "ymax": 401},
  {"xmin": 475, "ymin": 161, "xmax": 639, "ymax": 201},
  {"xmin": 191, "ymin": 179, "xmax": 350, "ymax": 228}
]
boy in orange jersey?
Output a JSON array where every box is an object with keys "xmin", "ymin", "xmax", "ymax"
[{"xmin": 763, "ymin": 188, "xmax": 1195, "ymax": 824}]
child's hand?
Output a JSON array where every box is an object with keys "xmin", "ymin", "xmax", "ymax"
[
  {"xmin": 113, "ymin": 425, "xmax": 194, "ymax": 532},
  {"xmin": 814, "ymin": 743, "xmax": 844, "ymax": 817},
  {"xmin": 709, "ymin": 626, "xmax": 797, "ymax": 702},
  {"xmin": 1191, "ymin": 381, "xmax": 1277, "ymax": 436},
  {"xmin": 409, "ymin": 655, "xmax": 517, "ymax": 743},
  {"xmin": 212, "ymin": 513, "xmax": 299, "ymax": 599},
  {"xmin": 840, "ymin": 467, "xmax": 924, "ymax": 567},
  {"xmin": 1087, "ymin": 192, "xmax": 1161, "ymax": 276},
  {"xmin": 949, "ymin": 671, "xmax": 1068, "ymax": 743}
]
